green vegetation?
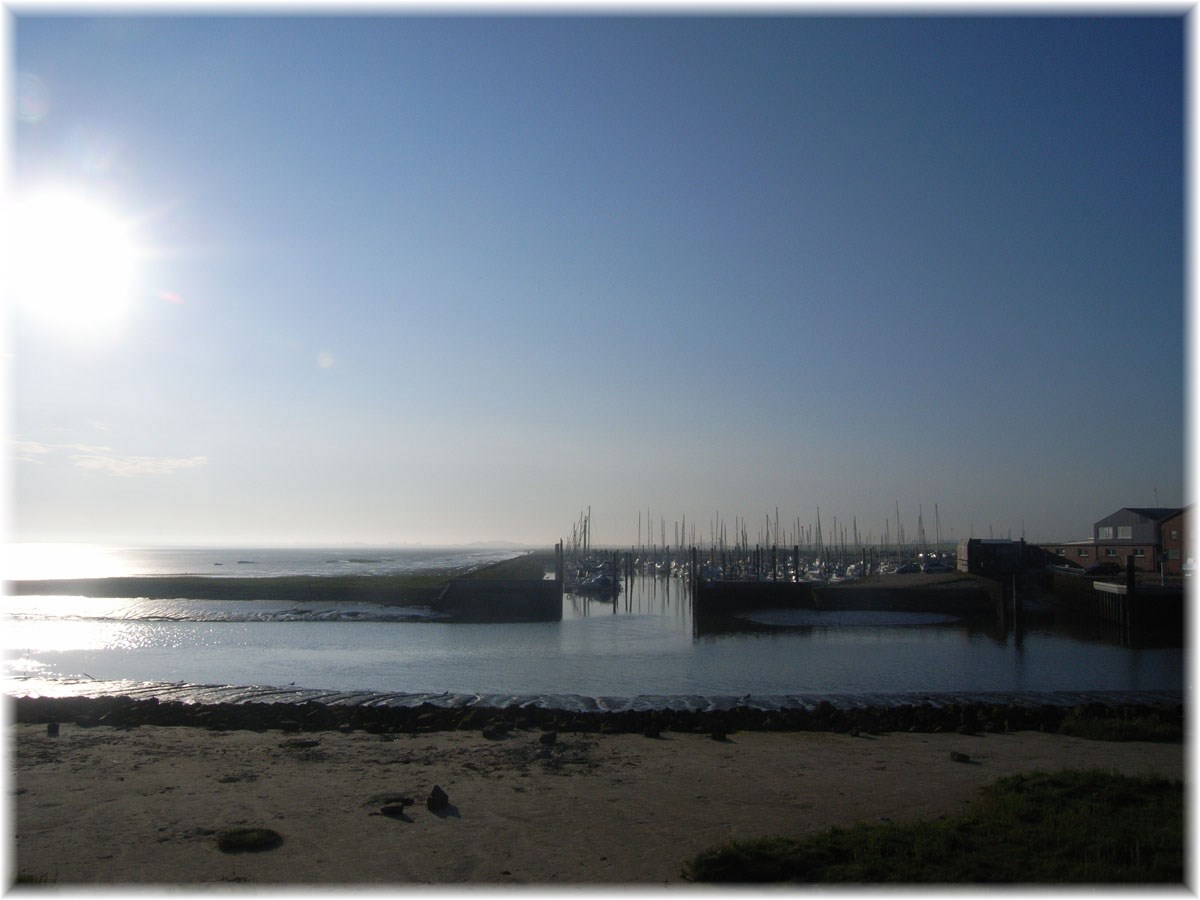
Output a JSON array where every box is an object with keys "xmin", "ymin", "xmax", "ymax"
[
  {"xmin": 463, "ymin": 554, "xmax": 546, "ymax": 581},
  {"xmin": 216, "ymin": 827, "xmax": 283, "ymax": 853},
  {"xmin": 685, "ymin": 770, "xmax": 1183, "ymax": 883},
  {"xmin": 1057, "ymin": 708, "xmax": 1182, "ymax": 742},
  {"xmin": 9, "ymin": 552, "xmax": 551, "ymax": 604},
  {"xmin": 9, "ymin": 574, "xmax": 449, "ymax": 604},
  {"xmin": 13, "ymin": 871, "xmax": 54, "ymax": 885}
]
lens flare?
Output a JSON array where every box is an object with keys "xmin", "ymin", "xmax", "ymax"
[{"xmin": 11, "ymin": 188, "xmax": 144, "ymax": 335}]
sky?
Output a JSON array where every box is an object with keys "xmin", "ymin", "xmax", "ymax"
[{"xmin": 5, "ymin": 9, "xmax": 1188, "ymax": 549}]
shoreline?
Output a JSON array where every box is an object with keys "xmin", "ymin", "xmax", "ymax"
[
  {"xmin": 12, "ymin": 721, "xmax": 1184, "ymax": 884},
  {"xmin": 10, "ymin": 690, "xmax": 1184, "ymax": 738}
]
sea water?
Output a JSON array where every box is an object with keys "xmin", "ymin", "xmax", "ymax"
[{"xmin": 3, "ymin": 544, "xmax": 1185, "ymax": 711}]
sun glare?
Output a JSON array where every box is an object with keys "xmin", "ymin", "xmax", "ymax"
[{"xmin": 11, "ymin": 189, "xmax": 143, "ymax": 334}]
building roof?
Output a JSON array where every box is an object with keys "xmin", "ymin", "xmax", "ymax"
[{"xmin": 1117, "ymin": 507, "xmax": 1184, "ymax": 522}]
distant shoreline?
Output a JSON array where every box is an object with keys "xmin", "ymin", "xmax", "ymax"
[
  {"xmin": 8, "ymin": 553, "xmax": 551, "ymax": 604},
  {"xmin": 8, "ymin": 574, "xmax": 449, "ymax": 605}
]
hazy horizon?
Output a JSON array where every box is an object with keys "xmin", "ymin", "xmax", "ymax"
[{"xmin": 8, "ymin": 12, "xmax": 1187, "ymax": 551}]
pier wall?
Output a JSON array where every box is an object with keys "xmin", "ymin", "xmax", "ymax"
[
  {"xmin": 1050, "ymin": 572, "xmax": 1184, "ymax": 633},
  {"xmin": 695, "ymin": 574, "xmax": 1000, "ymax": 617},
  {"xmin": 815, "ymin": 581, "xmax": 1001, "ymax": 615},
  {"xmin": 693, "ymin": 580, "xmax": 816, "ymax": 613},
  {"xmin": 434, "ymin": 578, "xmax": 562, "ymax": 622}
]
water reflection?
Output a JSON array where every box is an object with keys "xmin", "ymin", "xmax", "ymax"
[
  {"xmin": 567, "ymin": 573, "xmax": 1182, "ymax": 655},
  {"xmin": 6, "ymin": 573, "xmax": 1182, "ymax": 701}
]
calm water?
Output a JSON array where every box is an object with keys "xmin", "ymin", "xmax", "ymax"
[{"xmin": 3, "ymin": 545, "xmax": 1186, "ymax": 711}]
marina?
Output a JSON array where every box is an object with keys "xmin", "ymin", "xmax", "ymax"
[{"xmin": 4, "ymin": 544, "xmax": 1184, "ymax": 713}]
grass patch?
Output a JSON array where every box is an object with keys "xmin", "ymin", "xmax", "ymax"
[
  {"xmin": 464, "ymin": 554, "xmax": 546, "ymax": 581},
  {"xmin": 685, "ymin": 770, "xmax": 1183, "ymax": 883},
  {"xmin": 1057, "ymin": 709, "xmax": 1182, "ymax": 742},
  {"xmin": 216, "ymin": 827, "xmax": 283, "ymax": 853},
  {"xmin": 13, "ymin": 871, "xmax": 55, "ymax": 885}
]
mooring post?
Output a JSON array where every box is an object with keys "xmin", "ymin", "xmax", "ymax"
[{"xmin": 1126, "ymin": 555, "xmax": 1136, "ymax": 630}]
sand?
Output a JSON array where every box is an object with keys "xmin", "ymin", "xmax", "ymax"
[{"xmin": 10, "ymin": 721, "xmax": 1184, "ymax": 885}]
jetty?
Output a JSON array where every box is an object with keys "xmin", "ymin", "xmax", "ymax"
[{"xmin": 8, "ymin": 548, "xmax": 566, "ymax": 624}]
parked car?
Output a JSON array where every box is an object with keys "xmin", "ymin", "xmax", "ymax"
[
  {"xmin": 1084, "ymin": 562, "xmax": 1123, "ymax": 576},
  {"xmin": 922, "ymin": 562, "xmax": 955, "ymax": 574},
  {"xmin": 1048, "ymin": 563, "xmax": 1085, "ymax": 576},
  {"xmin": 894, "ymin": 562, "xmax": 922, "ymax": 574}
]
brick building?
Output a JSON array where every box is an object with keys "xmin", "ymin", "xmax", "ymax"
[
  {"xmin": 1160, "ymin": 507, "xmax": 1191, "ymax": 576},
  {"xmin": 1038, "ymin": 507, "xmax": 1188, "ymax": 574}
]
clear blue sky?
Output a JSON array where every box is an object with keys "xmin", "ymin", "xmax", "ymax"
[{"xmin": 8, "ymin": 12, "xmax": 1187, "ymax": 548}]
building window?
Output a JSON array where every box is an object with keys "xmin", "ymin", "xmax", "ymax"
[
  {"xmin": 1171, "ymin": 530, "xmax": 1179, "ymax": 541},
  {"xmin": 1078, "ymin": 549, "xmax": 1090, "ymax": 558},
  {"xmin": 1104, "ymin": 548, "xmax": 1117, "ymax": 557},
  {"xmin": 1056, "ymin": 548, "xmax": 1066, "ymax": 556},
  {"xmin": 1098, "ymin": 527, "xmax": 1113, "ymax": 540},
  {"xmin": 1134, "ymin": 548, "xmax": 1145, "ymax": 557},
  {"xmin": 1170, "ymin": 549, "xmax": 1181, "ymax": 560},
  {"xmin": 1117, "ymin": 526, "xmax": 1133, "ymax": 540}
]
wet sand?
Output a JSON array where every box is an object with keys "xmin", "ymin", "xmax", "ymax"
[{"xmin": 11, "ymin": 722, "xmax": 1184, "ymax": 884}]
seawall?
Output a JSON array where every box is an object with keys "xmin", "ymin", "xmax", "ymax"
[
  {"xmin": 434, "ymin": 577, "xmax": 562, "ymax": 622},
  {"xmin": 695, "ymin": 573, "xmax": 1001, "ymax": 617},
  {"xmin": 8, "ymin": 552, "xmax": 562, "ymax": 623}
]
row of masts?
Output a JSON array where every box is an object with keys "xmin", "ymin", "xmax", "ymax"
[{"xmin": 566, "ymin": 502, "xmax": 954, "ymax": 566}]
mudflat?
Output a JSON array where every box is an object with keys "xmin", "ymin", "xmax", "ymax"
[{"xmin": 11, "ymin": 722, "xmax": 1183, "ymax": 884}]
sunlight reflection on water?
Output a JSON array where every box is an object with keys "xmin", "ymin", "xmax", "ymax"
[{"xmin": 5, "ymin": 543, "xmax": 131, "ymax": 580}]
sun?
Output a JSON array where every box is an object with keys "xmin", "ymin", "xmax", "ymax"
[{"xmin": 10, "ymin": 188, "xmax": 144, "ymax": 334}]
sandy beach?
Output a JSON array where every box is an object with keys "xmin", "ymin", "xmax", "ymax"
[{"xmin": 11, "ymin": 720, "xmax": 1184, "ymax": 885}]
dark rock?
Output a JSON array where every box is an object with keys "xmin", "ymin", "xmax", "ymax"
[
  {"xmin": 482, "ymin": 723, "xmax": 508, "ymax": 740},
  {"xmin": 279, "ymin": 738, "xmax": 320, "ymax": 749},
  {"xmin": 380, "ymin": 803, "xmax": 412, "ymax": 819},
  {"xmin": 216, "ymin": 827, "xmax": 283, "ymax": 853},
  {"xmin": 46, "ymin": 722, "xmax": 59, "ymax": 737},
  {"xmin": 427, "ymin": 785, "xmax": 449, "ymax": 812},
  {"xmin": 539, "ymin": 730, "xmax": 557, "ymax": 745},
  {"xmin": 710, "ymin": 730, "xmax": 728, "ymax": 742},
  {"xmin": 949, "ymin": 751, "xmax": 971, "ymax": 763}
]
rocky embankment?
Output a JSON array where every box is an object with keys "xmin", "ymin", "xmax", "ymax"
[{"xmin": 11, "ymin": 693, "xmax": 1182, "ymax": 741}]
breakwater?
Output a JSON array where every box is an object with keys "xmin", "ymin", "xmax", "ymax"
[
  {"xmin": 10, "ymin": 575, "xmax": 445, "ymax": 605},
  {"xmin": 693, "ymin": 572, "xmax": 1001, "ymax": 618},
  {"xmin": 10, "ymin": 690, "xmax": 1183, "ymax": 739},
  {"xmin": 7, "ymin": 553, "xmax": 559, "ymax": 622},
  {"xmin": 814, "ymin": 575, "xmax": 1001, "ymax": 614},
  {"xmin": 434, "ymin": 577, "xmax": 561, "ymax": 622}
]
